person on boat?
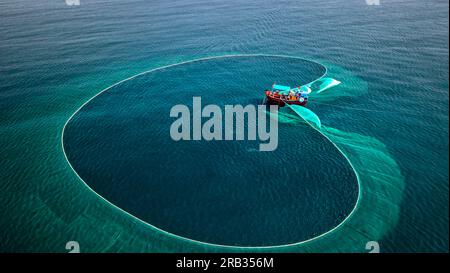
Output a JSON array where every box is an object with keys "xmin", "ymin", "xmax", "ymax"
[{"xmin": 288, "ymin": 90, "xmax": 296, "ymax": 101}]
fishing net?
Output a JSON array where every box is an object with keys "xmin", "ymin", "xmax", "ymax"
[
  {"xmin": 281, "ymin": 85, "xmax": 405, "ymax": 252},
  {"xmin": 288, "ymin": 105, "xmax": 321, "ymax": 129}
]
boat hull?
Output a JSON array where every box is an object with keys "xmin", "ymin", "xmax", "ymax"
[{"xmin": 265, "ymin": 91, "xmax": 307, "ymax": 107}]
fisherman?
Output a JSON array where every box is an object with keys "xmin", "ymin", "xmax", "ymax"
[{"xmin": 288, "ymin": 90, "xmax": 296, "ymax": 100}]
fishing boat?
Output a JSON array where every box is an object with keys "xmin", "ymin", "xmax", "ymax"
[{"xmin": 265, "ymin": 83, "xmax": 311, "ymax": 107}]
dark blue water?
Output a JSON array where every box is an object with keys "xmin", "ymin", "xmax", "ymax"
[{"xmin": 0, "ymin": 0, "xmax": 448, "ymax": 252}]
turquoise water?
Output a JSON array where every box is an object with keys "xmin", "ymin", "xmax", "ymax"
[{"xmin": 0, "ymin": 0, "xmax": 448, "ymax": 252}]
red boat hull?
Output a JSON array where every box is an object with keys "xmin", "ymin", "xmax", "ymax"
[{"xmin": 265, "ymin": 91, "xmax": 307, "ymax": 107}]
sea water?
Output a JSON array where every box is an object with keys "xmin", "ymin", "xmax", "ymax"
[{"xmin": 0, "ymin": 0, "xmax": 448, "ymax": 252}]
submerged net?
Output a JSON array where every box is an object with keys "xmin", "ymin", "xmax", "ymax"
[
  {"xmin": 307, "ymin": 77, "xmax": 341, "ymax": 94},
  {"xmin": 306, "ymin": 125, "xmax": 404, "ymax": 253},
  {"xmin": 288, "ymin": 105, "xmax": 321, "ymax": 129},
  {"xmin": 277, "ymin": 74, "xmax": 404, "ymax": 252},
  {"xmin": 308, "ymin": 62, "xmax": 368, "ymax": 104},
  {"xmin": 55, "ymin": 54, "xmax": 403, "ymax": 252}
]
